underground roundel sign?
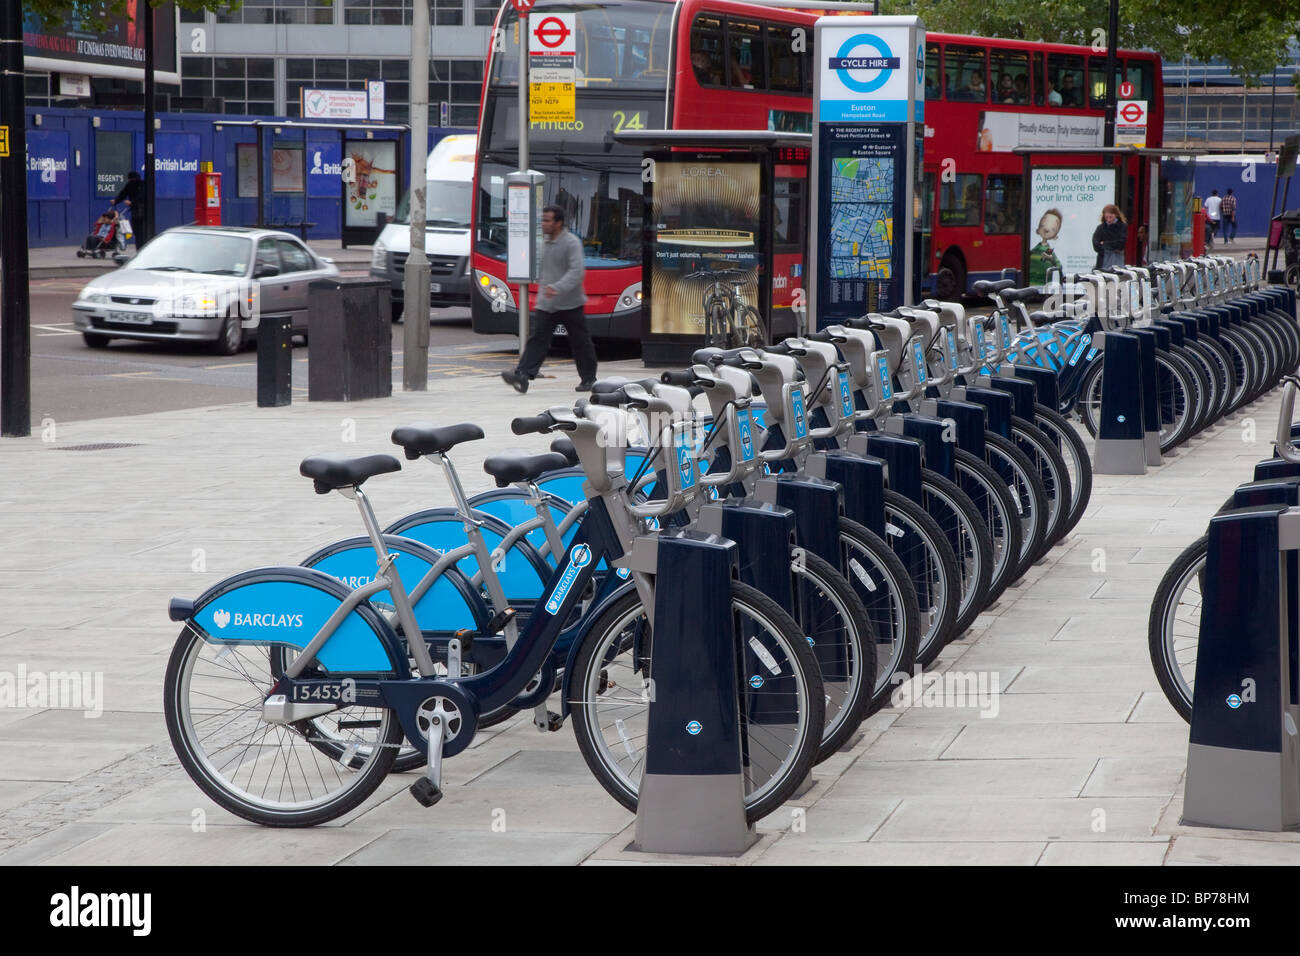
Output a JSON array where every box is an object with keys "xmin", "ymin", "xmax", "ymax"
[{"xmin": 829, "ymin": 33, "xmax": 900, "ymax": 94}]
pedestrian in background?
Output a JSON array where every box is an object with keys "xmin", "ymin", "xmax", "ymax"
[
  {"xmin": 114, "ymin": 170, "xmax": 147, "ymax": 251},
  {"xmin": 1092, "ymin": 204, "xmax": 1127, "ymax": 270},
  {"xmin": 1220, "ymin": 188, "xmax": 1238, "ymax": 244},
  {"xmin": 501, "ymin": 205, "xmax": 598, "ymax": 394}
]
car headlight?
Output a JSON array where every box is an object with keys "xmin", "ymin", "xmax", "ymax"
[
  {"xmin": 371, "ymin": 239, "xmax": 387, "ymax": 271},
  {"xmin": 80, "ymin": 291, "xmax": 108, "ymax": 305},
  {"xmin": 176, "ymin": 292, "xmax": 220, "ymax": 316}
]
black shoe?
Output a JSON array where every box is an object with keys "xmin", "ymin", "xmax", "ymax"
[
  {"xmin": 575, "ymin": 380, "xmax": 596, "ymax": 392},
  {"xmin": 502, "ymin": 369, "xmax": 529, "ymax": 394}
]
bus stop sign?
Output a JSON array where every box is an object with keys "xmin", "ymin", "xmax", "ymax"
[{"xmin": 510, "ymin": 0, "xmax": 534, "ymax": 13}]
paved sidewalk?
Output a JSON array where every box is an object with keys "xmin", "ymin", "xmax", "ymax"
[
  {"xmin": 0, "ymin": 360, "xmax": 1294, "ymax": 865},
  {"xmin": 27, "ymin": 238, "xmax": 374, "ymax": 281}
]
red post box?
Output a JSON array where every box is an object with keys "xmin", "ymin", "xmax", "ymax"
[{"xmin": 195, "ymin": 171, "xmax": 222, "ymax": 226}]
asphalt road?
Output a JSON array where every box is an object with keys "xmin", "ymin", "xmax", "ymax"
[{"xmin": 18, "ymin": 277, "xmax": 635, "ymax": 428}]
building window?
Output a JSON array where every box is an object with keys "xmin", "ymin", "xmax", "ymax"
[
  {"xmin": 180, "ymin": 6, "xmax": 206, "ymax": 23},
  {"xmin": 433, "ymin": 0, "xmax": 464, "ymax": 26},
  {"xmin": 181, "ymin": 56, "xmax": 276, "ymax": 115},
  {"xmin": 217, "ymin": 0, "xmax": 333, "ymax": 25},
  {"xmin": 473, "ymin": 0, "xmax": 496, "ymax": 26},
  {"xmin": 344, "ymin": 0, "xmax": 413, "ymax": 26}
]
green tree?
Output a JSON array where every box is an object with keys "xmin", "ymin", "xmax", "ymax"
[
  {"xmin": 881, "ymin": 0, "xmax": 1300, "ymax": 84},
  {"xmin": 25, "ymin": 0, "xmax": 237, "ymax": 32}
]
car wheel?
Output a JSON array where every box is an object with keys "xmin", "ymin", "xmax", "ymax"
[
  {"xmin": 213, "ymin": 316, "xmax": 244, "ymax": 356},
  {"xmin": 82, "ymin": 332, "xmax": 111, "ymax": 349}
]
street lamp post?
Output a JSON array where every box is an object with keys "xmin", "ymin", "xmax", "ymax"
[{"xmin": 0, "ymin": 0, "xmax": 31, "ymax": 437}]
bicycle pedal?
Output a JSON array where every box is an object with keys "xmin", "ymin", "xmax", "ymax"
[
  {"xmin": 409, "ymin": 777, "xmax": 443, "ymax": 808},
  {"xmin": 546, "ymin": 711, "xmax": 564, "ymax": 732},
  {"xmin": 483, "ymin": 607, "xmax": 517, "ymax": 635}
]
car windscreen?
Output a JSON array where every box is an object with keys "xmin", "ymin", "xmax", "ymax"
[
  {"xmin": 126, "ymin": 233, "xmax": 254, "ymax": 276},
  {"xmin": 394, "ymin": 179, "xmax": 473, "ymax": 228}
]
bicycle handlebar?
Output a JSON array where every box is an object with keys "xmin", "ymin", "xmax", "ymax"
[{"xmin": 512, "ymin": 412, "xmax": 571, "ymax": 435}]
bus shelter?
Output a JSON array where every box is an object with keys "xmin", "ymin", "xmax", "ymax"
[
  {"xmin": 1011, "ymin": 145, "xmax": 1251, "ymax": 281},
  {"xmin": 615, "ymin": 129, "xmax": 811, "ymax": 366}
]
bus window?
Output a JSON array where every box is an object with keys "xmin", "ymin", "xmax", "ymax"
[
  {"xmin": 1048, "ymin": 53, "xmax": 1085, "ymax": 107},
  {"xmin": 727, "ymin": 20, "xmax": 764, "ymax": 89},
  {"xmin": 984, "ymin": 175, "xmax": 1023, "ymax": 234},
  {"xmin": 939, "ymin": 173, "xmax": 982, "ymax": 227},
  {"xmin": 925, "ymin": 42, "xmax": 941, "ymax": 100},
  {"xmin": 945, "ymin": 45, "xmax": 987, "ymax": 102},
  {"xmin": 989, "ymin": 49, "xmax": 1029, "ymax": 104},
  {"xmin": 768, "ymin": 24, "xmax": 802, "ymax": 92},
  {"xmin": 690, "ymin": 16, "xmax": 725, "ymax": 86},
  {"xmin": 1122, "ymin": 59, "xmax": 1153, "ymax": 102},
  {"xmin": 1087, "ymin": 56, "xmax": 1117, "ymax": 108},
  {"xmin": 1032, "ymin": 52, "xmax": 1045, "ymax": 105}
]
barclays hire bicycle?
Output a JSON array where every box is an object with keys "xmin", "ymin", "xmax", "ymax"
[
  {"xmin": 599, "ymin": 370, "xmax": 893, "ymax": 735},
  {"xmin": 164, "ymin": 406, "xmax": 825, "ymax": 826}
]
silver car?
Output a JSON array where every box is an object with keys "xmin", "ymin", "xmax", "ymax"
[{"xmin": 72, "ymin": 226, "xmax": 340, "ymax": 354}]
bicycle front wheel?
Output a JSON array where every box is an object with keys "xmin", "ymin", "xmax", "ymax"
[
  {"xmin": 568, "ymin": 581, "xmax": 824, "ymax": 824},
  {"xmin": 1147, "ymin": 535, "xmax": 1206, "ymax": 723},
  {"xmin": 164, "ymin": 627, "xmax": 402, "ymax": 827}
]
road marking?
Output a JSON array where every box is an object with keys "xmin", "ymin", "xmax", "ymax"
[
  {"xmin": 33, "ymin": 326, "xmax": 80, "ymax": 336},
  {"xmin": 203, "ymin": 361, "xmax": 256, "ymax": 369},
  {"xmin": 109, "ymin": 371, "xmax": 156, "ymax": 378}
]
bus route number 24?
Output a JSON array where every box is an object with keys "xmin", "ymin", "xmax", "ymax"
[{"xmin": 612, "ymin": 110, "xmax": 646, "ymax": 133}]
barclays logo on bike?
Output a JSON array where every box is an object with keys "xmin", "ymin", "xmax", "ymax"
[
  {"xmin": 544, "ymin": 544, "xmax": 593, "ymax": 615},
  {"xmin": 211, "ymin": 609, "xmax": 305, "ymax": 629}
]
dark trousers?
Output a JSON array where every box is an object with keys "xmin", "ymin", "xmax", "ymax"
[
  {"xmin": 130, "ymin": 210, "xmax": 148, "ymax": 250},
  {"xmin": 517, "ymin": 305, "xmax": 598, "ymax": 382}
]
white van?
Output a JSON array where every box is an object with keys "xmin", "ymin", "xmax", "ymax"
[{"xmin": 369, "ymin": 133, "xmax": 476, "ymax": 318}]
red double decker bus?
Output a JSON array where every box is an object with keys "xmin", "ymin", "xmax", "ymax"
[
  {"xmin": 921, "ymin": 35, "xmax": 1163, "ymax": 296},
  {"xmin": 470, "ymin": 0, "xmax": 1163, "ymax": 338}
]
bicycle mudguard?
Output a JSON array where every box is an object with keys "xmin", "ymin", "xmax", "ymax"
[
  {"xmin": 557, "ymin": 578, "xmax": 639, "ymax": 718},
  {"xmin": 535, "ymin": 467, "xmax": 588, "ymax": 506},
  {"xmin": 301, "ymin": 534, "xmax": 489, "ymax": 635},
  {"xmin": 177, "ymin": 566, "xmax": 410, "ymax": 676},
  {"xmin": 384, "ymin": 507, "xmax": 553, "ymax": 603}
]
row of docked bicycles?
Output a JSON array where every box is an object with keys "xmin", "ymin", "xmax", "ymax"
[
  {"xmin": 163, "ymin": 285, "xmax": 1098, "ymax": 827},
  {"xmin": 987, "ymin": 255, "xmax": 1293, "ymax": 457}
]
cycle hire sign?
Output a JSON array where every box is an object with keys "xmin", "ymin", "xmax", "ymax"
[
  {"xmin": 810, "ymin": 16, "xmax": 924, "ymax": 325},
  {"xmin": 529, "ymin": 12, "xmax": 576, "ymax": 123}
]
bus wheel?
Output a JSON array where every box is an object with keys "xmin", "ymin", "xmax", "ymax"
[{"xmin": 936, "ymin": 256, "xmax": 966, "ymax": 300}]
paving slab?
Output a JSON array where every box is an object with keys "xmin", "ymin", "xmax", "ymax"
[{"xmin": 0, "ymin": 353, "xmax": 1293, "ymax": 865}]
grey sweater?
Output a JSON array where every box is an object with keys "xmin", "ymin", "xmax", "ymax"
[{"xmin": 536, "ymin": 227, "xmax": 587, "ymax": 313}]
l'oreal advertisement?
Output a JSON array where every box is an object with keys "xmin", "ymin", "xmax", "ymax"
[{"xmin": 649, "ymin": 159, "xmax": 762, "ymax": 336}]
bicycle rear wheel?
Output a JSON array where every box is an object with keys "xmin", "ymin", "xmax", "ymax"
[
  {"xmin": 882, "ymin": 489, "xmax": 960, "ymax": 667},
  {"xmin": 165, "ymin": 627, "xmax": 402, "ymax": 827},
  {"xmin": 568, "ymin": 581, "xmax": 824, "ymax": 823}
]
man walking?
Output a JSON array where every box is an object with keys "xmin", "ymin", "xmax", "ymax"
[
  {"xmin": 1204, "ymin": 189, "xmax": 1222, "ymax": 245},
  {"xmin": 501, "ymin": 205, "xmax": 597, "ymax": 393},
  {"xmin": 1221, "ymin": 188, "xmax": 1238, "ymax": 244}
]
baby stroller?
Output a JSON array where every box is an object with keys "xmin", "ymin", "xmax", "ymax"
[{"xmin": 77, "ymin": 204, "xmax": 131, "ymax": 259}]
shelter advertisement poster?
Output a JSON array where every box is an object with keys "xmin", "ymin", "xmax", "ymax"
[
  {"xmin": 1027, "ymin": 167, "xmax": 1117, "ymax": 283},
  {"xmin": 648, "ymin": 158, "xmax": 762, "ymax": 337},
  {"xmin": 342, "ymin": 141, "xmax": 397, "ymax": 227},
  {"xmin": 23, "ymin": 1, "xmax": 178, "ymax": 83}
]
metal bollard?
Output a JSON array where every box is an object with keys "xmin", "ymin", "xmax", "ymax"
[{"xmin": 256, "ymin": 314, "xmax": 293, "ymax": 408}]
